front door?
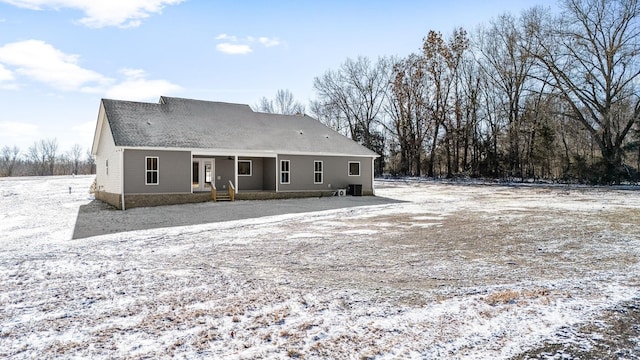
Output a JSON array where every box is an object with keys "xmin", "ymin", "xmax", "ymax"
[{"xmin": 192, "ymin": 158, "xmax": 215, "ymax": 192}]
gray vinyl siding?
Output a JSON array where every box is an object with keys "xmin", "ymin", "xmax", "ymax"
[
  {"xmin": 263, "ymin": 158, "xmax": 276, "ymax": 191},
  {"xmin": 123, "ymin": 149, "xmax": 191, "ymax": 194},
  {"xmin": 237, "ymin": 157, "xmax": 264, "ymax": 191},
  {"xmin": 212, "ymin": 156, "xmax": 235, "ymax": 191},
  {"xmin": 277, "ymin": 155, "xmax": 373, "ymax": 192}
]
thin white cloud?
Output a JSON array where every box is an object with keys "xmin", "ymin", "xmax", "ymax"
[
  {"xmin": 0, "ymin": 63, "xmax": 13, "ymax": 82},
  {"xmin": 259, "ymin": 37, "xmax": 281, "ymax": 47},
  {"xmin": 215, "ymin": 33, "xmax": 237, "ymax": 42},
  {"xmin": 71, "ymin": 120, "xmax": 97, "ymax": 142},
  {"xmin": 106, "ymin": 68, "xmax": 182, "ymax": 101},
  {"xmin": 0, "ymin": 39, "xmax": 112, "ymax": 91},
  {"xmin": 0, "ymin": 121, "xmax": 39, "ymax": 138},
  {"xmin": 119, "ymin": 68, "xmax": 146, "ymax": 79},
  {"xmin": 0, "ymin": 0, "xmax": 184, "ymax": 28},
  {"xmin": 214, "ymin": 33, "xmax": 282, "ymax": 55},
  {"xmin": 216, "ymin": 43, "xmax": 252, "ymax": 55},
  {"xmin": 0, "ymin": 63, "xmax": 18, "ymax": 89},
  {"xmin": 0, "ymin": 40, "xmax": 181, "ymax": 100}
]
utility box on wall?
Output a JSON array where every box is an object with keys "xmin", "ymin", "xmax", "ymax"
[{"xmin": 348, "ymin": 184, "xmax": 362, "ymax": 196}]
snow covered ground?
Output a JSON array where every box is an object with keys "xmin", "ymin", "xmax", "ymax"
[{"xmin": 1, "ymin": 175, "xmax": 639, "ymax": 359}]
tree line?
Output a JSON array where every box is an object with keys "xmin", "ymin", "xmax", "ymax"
[
  {"xmin": 0, "ymin": 139, "xmax": 95, "ymax": 177},
  {"xmin": 280, "ymin": 0, "xmax": 639, "ymax": 184},
  {"xmin": 3, "ymin": 0, "xmax": 638, "ymax": 185}
]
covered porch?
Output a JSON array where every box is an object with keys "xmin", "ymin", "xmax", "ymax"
[{"xmin": 191, "ymin": 154, "xmax": 278, "ymax": 196}]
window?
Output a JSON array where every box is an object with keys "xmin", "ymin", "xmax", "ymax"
[
  {"xmin": 146, "ymin": 156, "xmax": 159, "ymax": 185},
  {"xmin": 280, "ymin": 160, "xmax": 290, "ymax": 184},
  {"xmin": 105, "ymin": 159, "xmax": 108, "ymax": 175},
  {"xmin": 314, "ymin": 160, "xmax": 323, "ymax": 184},
  {"xmin": 238, "ymin": 160, "xmax": 252, "ymax": 176},
  {"xmin": 348, "ymin": 161, "xmax": 360, "ymax": 176}
]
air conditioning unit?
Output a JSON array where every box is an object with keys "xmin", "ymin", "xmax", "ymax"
[{"xmin": 337, "ymin": 189, "xmax": 346, "ymax": 197}]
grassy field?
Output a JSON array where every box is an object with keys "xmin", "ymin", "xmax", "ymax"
[{"xmin": 1, "ymin": 176, "xmax": 639, "ymax": 359}]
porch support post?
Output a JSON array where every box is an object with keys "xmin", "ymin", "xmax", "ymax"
[
  {"xmin": 234, "ymin": 155, "xmax": 238, "ymax": 194},
  {"xmin": 120, "ymin": 149, "xmax": 125, "ymax": 210},
  {"xmin": 190, "ymin": 152, "xmax": 193, "ymax": 193},
  {"xmin": 275, "ymin": 155, "xmax": 279, "ymax": 192},
  {"xmin": 371, "ymin": 157, "xmax": 376, "ymax": 196}
]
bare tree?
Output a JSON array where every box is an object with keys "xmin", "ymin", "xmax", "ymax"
[
  {"xmin": 68, "ymin": 144, "xmax": 83, "ymax": 175},
  {"xmin": 44, "ymin": 138, "xmax": 58, "ymax": 176},
  {"xmin": 477, "ymin": 12, "xmax": 540, "ymax": 179},
  {"xmin": 441, "ymin": 27, "xmax": 471, "ymax": 177},
  {"xmin": 0, "ymin": 145, "xmax": 20, "ymax": 176},
  {"xmin": 256, "ymin": 96, "xmax": 274, "ymax": 113},
  {"xmin": 28, "ymin": 138, "xmax": 58, "ymax": 176},
  {"xmin": 421, "ymin": 29, "xmax": 471, "ymax": 178},
  {"xmin": 255, "ymin": 89, "xmax": 305, "ymax": 115},
  {"xmin": 309, "ymin": 100, "xmax": 350, "ymax": 136},
  {"xmin": 533, "ymin": 0, "xmax": 640, "ymax": 183},
  {"xmin": 313, "ymin": 56, "xmax": 391, "ymax": 152},
  {"xmin": 28, "ymin": 140, "xmax": 46, "ymax": 176},
  {"xmin": 85, "ymin": 149, "xmax": 96, "ymax": 175},
  {"xmin": 389, "ymin": 54, "xmax": 430, "ymax": 176}
]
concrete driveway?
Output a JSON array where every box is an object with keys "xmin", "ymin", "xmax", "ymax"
[{"xmin": 72, "ymin": 195, "xmax": 402, "ymax": 239}]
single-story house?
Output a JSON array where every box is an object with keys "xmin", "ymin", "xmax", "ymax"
[{"xmin": 91, "ymin": 96, "xmax": 379, "ymax": 209}]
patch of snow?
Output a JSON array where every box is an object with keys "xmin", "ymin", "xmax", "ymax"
[{"xmin": 1, "ymin": 176, "xmax": 639, "ymax": 358}]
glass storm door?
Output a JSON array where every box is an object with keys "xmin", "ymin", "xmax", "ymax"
[
  {"xmin": 192, "ymin": 159, "xmax": 215, "ymax": 192},
  {"xmin": 204, "ymin": 161, "xmax": 213, "ymax": 189}
]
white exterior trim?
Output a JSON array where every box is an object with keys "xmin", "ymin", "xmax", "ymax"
[
  {"xmin": 91, "ymin": 102, "xmax": 106, "ymax": 156},
  {"xmin": 190, "ymin": 153, "xmax": 194, "ymax": 194},
  {"xmin": 238, "ymin": 160, "xmax": 252, "ymax": 176},
  {"xmin": 371, "ymin": 158, "xmax": 376, "ymax": 195},
  {"xmin": 313, "ymin": 160, "xmax": 323, "ymax": 184},
  {"xmin": 234, "ymin": 155, "xmax": 238, "ymax": 193},
  {"xmin": 280, "ymin": 159, "xmax": 290, "ymax": 184},
  {"xmin": 145, "ymin": 156, "xmax": 160, "ymax": 185},
  {"xmin": 348, "ymin": 161, "xmax": 361, "ymax": 176},
  {"xmin": 114, "ymin": 145, "xmax": 378, "ymax": 159},
  {"xmin": 120, "ymin": 149, "xmax": 125, "ymax": 211},
  {"xmin": 275, "ymin": 155, "xmax": 279, "ymax": 192}
]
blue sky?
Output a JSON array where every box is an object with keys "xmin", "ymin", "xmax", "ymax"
[{"xmin": 0, "ymin": 0, "xmax": 557, "ymax": 154}]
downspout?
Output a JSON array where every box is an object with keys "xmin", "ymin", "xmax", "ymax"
[{"xmin": 120, "ymin": 149, "xmax": 125, "ymax": 210}]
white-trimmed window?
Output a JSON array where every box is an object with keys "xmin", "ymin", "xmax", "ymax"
[
  {"xmin": 146, "ymin": 156, "xmax": 159, "ymax": 185},
  {"xmin": 348, "ymin": 161, "xmax": 361, "ymax": 176},
  {"xmin": 314, "ymin": 160, "xmax": 323, "ymax": 184},
  {"xmin": 280, "ymin": 160, "xmax": 290, "ymax": 184},
  {"xmin": 238, "ymin": 160, "xmax": 252, "ymax": 176},
  {"xmin": 105, "ymin": 159, "xmax": 108, "ymax": 175}
]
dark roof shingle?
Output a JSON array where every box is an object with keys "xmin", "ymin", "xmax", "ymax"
[{"xmin": 102, "ymin": 96, "xmax": 378, "ymax": 157}]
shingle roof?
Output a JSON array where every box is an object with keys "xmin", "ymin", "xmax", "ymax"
[{"xmin": 101, "ymin": 96, "xmax": 378, "ymax": 157}]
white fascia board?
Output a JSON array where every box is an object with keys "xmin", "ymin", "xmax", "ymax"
[
  {"xmin": 116, "ymin": 146, "xmax": 379, "ymax": 158},
  {"xmin": 90, "ymin": 102, "xmax": 106, "ymax": 156},
  {"xmin": 116, "ymin": 146, "xmax": 277, "ymax": 158},
  {"xmin": 275, "ymin": 150, "xmax": 379, "ymax": 158}
]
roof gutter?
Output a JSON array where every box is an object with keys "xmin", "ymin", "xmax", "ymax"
[{"xmin": 114, "ymin": 145, "xmax": 379, "ymax": 158}]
